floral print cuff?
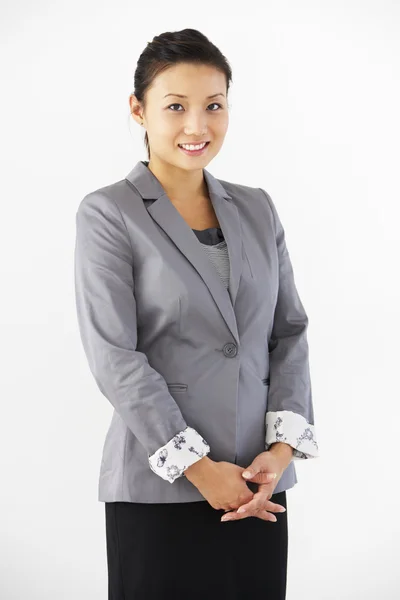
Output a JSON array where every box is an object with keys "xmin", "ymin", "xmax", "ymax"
[
  {"xmin": 265, "ymin": 410, "xmax": 319, "ymax": 459},
  {"xmin": 148, "ymin": 426, "xmax": 211, "ymax": 483}
]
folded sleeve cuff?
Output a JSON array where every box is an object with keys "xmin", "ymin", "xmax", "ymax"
[
  {"xmin": 265, "ymin": 410, "xmax": 319, "ymax": 459},
  {"xmin": 148, "ymin": 426, "xmax": 211, "ymax": 483}
]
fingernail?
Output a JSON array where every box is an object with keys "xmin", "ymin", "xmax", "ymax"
[
  {"xmin": 237, "ymin": 507, "xmax": 246, "ymax": 513},
  {"xmin": 279, "ymin": 507, "xmax": 286, "ymax": 512},
  {"xmin": 269, "ymin": 473, "xmax": 277, "ymax": 479},
  {"xmin": 242, "ymin": 471, "xmax": 252, "ymax": 478},
  {"xmin": 221, "ymin": 516, "xmax": 229, "ymax": 522}
]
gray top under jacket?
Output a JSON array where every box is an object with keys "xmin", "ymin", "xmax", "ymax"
[{"xmin": 192, "ymin": 227, "xmax": 230, "ymax": 290}]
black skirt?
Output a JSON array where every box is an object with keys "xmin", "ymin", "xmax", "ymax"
[{"xmin": 105, "ymin": 490, "xmax": 288, "ymax": 600}]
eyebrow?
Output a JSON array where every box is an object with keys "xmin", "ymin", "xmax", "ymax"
[{"xmin": 163, "ymin": 93, "xmax": 225, "ymax": 99}]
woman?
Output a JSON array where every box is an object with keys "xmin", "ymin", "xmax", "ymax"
[{"xmin": 74, "ymin": 28, "xmax": 319, "ymax": 600}]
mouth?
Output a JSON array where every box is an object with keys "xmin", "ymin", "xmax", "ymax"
[{"xmin": 177, "ymin": 141, "xmax": 210, "ymax": 156}]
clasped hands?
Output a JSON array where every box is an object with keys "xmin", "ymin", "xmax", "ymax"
[
  {"xmin": 186, "ymin": 449, "xmax": 290, "ymax": 523},
  {"xmin": 221, "ymin": 450, "xmax": 287, "ymax": 523}
]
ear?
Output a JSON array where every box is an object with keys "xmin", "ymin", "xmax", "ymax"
[{"xmin": 129, "ymin": 94, "xmax": 145, "ymax": 127}]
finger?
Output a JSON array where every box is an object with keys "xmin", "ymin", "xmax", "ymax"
[
  {"xmin": 221, "ymin": 510, "xmax": 252, "ymax": 522},
  {"xmin": 243, "ymin": 473, "xmax": 277, "ymax": 486},
  {"xmin": 243, "ymin": 471, "xmax": 277, "ymax": 483},
  {"xmin": 235, "ymin": 490, "xmax": 270, "ymax": 514},
  {"xmin": 225, "ymin": 509, "xmax": 279, "ymax": 522},
  {"xmin": 234, "ymin": 494, "xmax": 286, "ymax": 517},
  {"xmin": 221, "ymin": 508, "xmax": 278, "ymax": 523},
  {"xmin": 253, "ymin": 510, "xmax": 278, "ymax": 522},
  {"xmin": 266, "ymin": 500, "xmax": 286, "ymax": 513},
  {"xmin": 235, "ymin": 499, "xmax": 263, "ymax": 514}
]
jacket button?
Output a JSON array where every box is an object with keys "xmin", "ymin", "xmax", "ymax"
[{"xmin": 223, "ymin": 342, "xmax": 238, "ymax": 357}]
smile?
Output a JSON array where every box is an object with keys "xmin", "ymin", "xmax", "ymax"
[{"xmin": 178, "ymin": 141, "xmax": 210, "ymax": 156}]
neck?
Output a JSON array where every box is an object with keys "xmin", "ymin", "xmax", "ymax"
[{"xmin": 146, "ymin": 156, "xmax": 209, "ymax": 204}]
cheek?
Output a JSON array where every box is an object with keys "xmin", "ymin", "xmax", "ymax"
[
  {"xmin": 148, "ymin": 117, "xmax": 176, "ymax": 139},
  {"xmin": 220, "ymin": 110, "xmax": 229, "ymax": 127},
  {"xmin": 215, "ymin": 116, "xmax": 229, "ymax": 135}
]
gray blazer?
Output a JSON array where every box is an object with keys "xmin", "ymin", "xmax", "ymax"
[{"xmin": 74, "ymin": 160, "xmax": 319, "ymax": 503}]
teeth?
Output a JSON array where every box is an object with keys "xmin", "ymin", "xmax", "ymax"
[{"xmin": 179, "ymin": 142, "xmax": 207, "ymax": 151}]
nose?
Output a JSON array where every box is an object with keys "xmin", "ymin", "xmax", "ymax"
[{"xmin": 183, "ymin": 114, "xmax": 208, "ymax": 137}]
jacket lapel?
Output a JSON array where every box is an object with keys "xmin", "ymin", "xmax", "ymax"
[{"xmin": 125, "ymin": 161, "xmax": 243, "ymax": 345}]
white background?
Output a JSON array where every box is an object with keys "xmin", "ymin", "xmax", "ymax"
[{"xmin": 1, "ymin": 1, "xmax": 399, "ymax": 598}]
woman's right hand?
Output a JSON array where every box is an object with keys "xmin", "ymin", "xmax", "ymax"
[{"xmin": 184, "ymin": 457, "xmax": 254, "ymax": 511}]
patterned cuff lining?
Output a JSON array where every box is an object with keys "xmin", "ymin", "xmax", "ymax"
[
  {"xmin": 265, "ymin": 410, "xmax": 319, "ymax": 459},
  {"xmin": 148, "ymin": 426, "xmax": 211, "ymax": 483}
]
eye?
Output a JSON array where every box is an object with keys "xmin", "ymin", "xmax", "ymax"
[
  {"xmin": 167, "ymin": 103, "xmax": 223, "ymax": 112},
  {"xmin": 208, "ymin": 103, "xmax": 223, "ymax": 111},
  {"xmin": 167, "ymin": 104, "xmax": 184, "ymax": 112}
]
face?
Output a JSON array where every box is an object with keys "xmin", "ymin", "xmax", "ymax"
[{"xmin": 130, "ymin": 62, "xmax": 229, "ymax": 170}]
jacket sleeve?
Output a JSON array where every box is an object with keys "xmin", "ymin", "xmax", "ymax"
[
  {"xmin": 74, "ymin": 192, "xmax": 210, "ymax": 483},
  {"xmin": 259, "ymin": 188, "xmax": 319, "ymax": 461}
]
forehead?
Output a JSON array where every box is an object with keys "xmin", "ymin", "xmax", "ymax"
[{"xmin": 148, "ymin": 63, "xmax": 226, "ymax": 98}]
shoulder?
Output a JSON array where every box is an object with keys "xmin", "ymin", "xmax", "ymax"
[
  {"xmin": 218, "ymin": 176, "xmax": 261, "ymax": 197},
  {"xmin": 216, "ymin": 176, "xmax": 277, "ymax": 222},
  {"xmin": 76, "ymin": 178, "xmax": 137, "ymax": 218},
  {"xmin": 217, "ymin": 175, "xmax": 273, "ymax": 207}
]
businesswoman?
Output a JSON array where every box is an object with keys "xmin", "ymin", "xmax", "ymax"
[{"xmin": 74, "ymin": 28, "xmax": 319, "ymax": 600}]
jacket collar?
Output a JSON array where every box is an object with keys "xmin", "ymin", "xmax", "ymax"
[
  {"xmin": 125, "ymin": 160, "xmax": 232, "ymax": 203},
  {"xmin": 124, "ymin": 161, "xmax": 243, "ymax": 344}
]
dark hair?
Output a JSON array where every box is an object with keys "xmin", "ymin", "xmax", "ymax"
[{"xmin": 132, "ymin": 28, "xmax": 233, "ymax": 160}]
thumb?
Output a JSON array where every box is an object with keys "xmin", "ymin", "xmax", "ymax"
[{"xmin": 242, "ymin": 466, "xmax": 277, "ymax": 481}]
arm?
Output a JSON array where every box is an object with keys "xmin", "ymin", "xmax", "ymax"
[
  {"xmin": 74, "ymin": 192, "xmax": 210, "ymax": 483},
  {"xmin": 259, "ymin": 188, "xmax": 319, "ymax": 461}
]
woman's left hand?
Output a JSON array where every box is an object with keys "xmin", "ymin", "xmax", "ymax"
[{"xmin": 220, "ymin": 451, "xmax": 288, "ymax": 522}]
